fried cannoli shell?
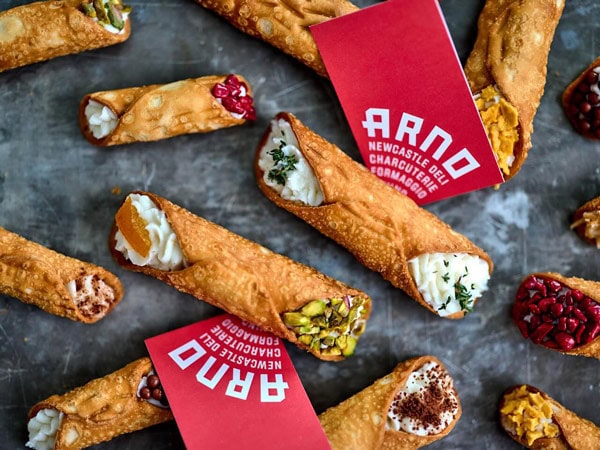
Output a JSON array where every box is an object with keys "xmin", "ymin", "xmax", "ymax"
[
  {"xmin": 464, "ymin": 0, "xmax": 565, "ymax": 181},
  {"xmin": 79, "ymin": 74, "xmax": 253, "ymax": 146},
  {"xmin": 0, "ymin": 0, "xmax": 131, "ymax": 73},
  {"xmin": 193, "ymin": 0, "xmax": 358, "ymax": 77},
  {"xmin": 28, "ymin": 357, "xmax": 173, "ymax": 450},
  {"xmin": 571, "ymin": 195, "xmax": 600, "ymax": 247},
  {"xmin": 109, "ymin": 191, "xmax": 371, "ymax": 361},
  {"xmin": 254, "ymin": 112, "xmax": 493, "ymax": 319},
  {"xmin": 499, "ymin": 385, "xmax": 600, "ymax": 449},
  {"xmin": 319, "ymin": 356, "xmax": 461, "ymax": 450},
  {"xmin": 0, "ymin": 226, "xmax": 123, "ymax": 323}
]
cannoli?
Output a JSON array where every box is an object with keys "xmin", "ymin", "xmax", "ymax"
[
  {"xmin": 79, "ymin": 74, "xmax": 255, "ymax": 146},
  {"xmin": 254, "ymin": 112, "xmax": 493, "ymax": 319},
  {"xmin": 562, "ymin": 57, "xmax": 600, "ymax": 139},
  {"xmin": 0, "ymin": 226, "xmax": 122, "ymax": 323},
  {"xmin": 0, "ymin": 0, "xmax": 131, "ymax": 73},
  {"xmin": 192, "ymin": 0, "xmax": 358, "ymax": 77},
  {"xmin": 570, "ymin": 196, "xmax": 600, "ymax": 248},
  {"xmin": 512, "ymin": 273, "xmax": 600, "ymax": 359},
  {"xmin": 318, "ymin": 356, "xmax": 461, "ymax": 449},
  {"xmin": 464, "ymin": 0, "xmax": 565, "ymax": 181},
  {"xmin": 499, "ymin": 384, "xmax": 600, "ymax": 449},
  {"xmin": 26, "ymin": 357, "xmax": 173, "ymax": 450},
  {"xmin": 109, "ymin": 191, "xmax": 371, "ymax": 361}
]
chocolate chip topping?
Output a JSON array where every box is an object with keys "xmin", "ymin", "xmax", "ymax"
[{"xmin": 137, "ymin": 371, "xmax": 169, "ymax": 408}]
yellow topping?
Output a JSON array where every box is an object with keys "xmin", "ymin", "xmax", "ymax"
[
  {"xmin": 500, "ymin": 385, "xmax": 560, "ymax": 446},
  {"xmin": 475, "ymin": 85, "xmax": 519, "ymax": 176},
  {"xmin": 115, "ymin": 197, "xmax": 151, "ymax": 258}
]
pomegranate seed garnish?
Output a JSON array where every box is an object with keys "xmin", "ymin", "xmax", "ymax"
[
  {"xmin": 548, "ymin": 280, "xmax": 562, "ymax": 292},
  {"xmin": 538, "ymin": 297, "xmax": 555, "ymax": 312},
  {"xmin": 555, "ymin": 332, "xmax": 576, "ymax": 351},
  {"xmin": 550, "ymin": 303, "xmax": 564, "ymax": 318},
  {"xmin": 573, "ymin": 309, "xmax": 588, "ymax": 323},
  {"xmin": 524, "ymin": 278, "xmax": 538, "ymax": 290},
  {"xmin": 528, "ymin": 304, "xmax": 541, "ymax": 315},
  {"xmin": 516, "ymin": 320, "xmax": 529, "ymax": 338},
  {"xmin": 572, "ymin": 290, "xmax": 584, "ymax": 301},
  {"xmin": 529, "ymin": 315, "xmax": 541, "ymax": 332},
  {"xmin": 211, "ymin": 83, "xmax": 229, "ymax": 98},
  {"xmin": 530, "ymin": 323, "xmax": 554, "ymax": 343},
  {"xmin": 557, "ymin": 316, "xmax": 567, "ymax": 331},
  {"xmin": 582, "ymin": 323, "xmax": 600, "ymax": 343},
  {"xmin": 567, "ymin": 317, "xmax": 579, "ymax": 333},
  {"xmin": 575, "ymin": 324, "xmax": 586, "ymax": 343},
  {"xmin": 224, "ymin": 74, "xmax": 240, "ymax": 86}
]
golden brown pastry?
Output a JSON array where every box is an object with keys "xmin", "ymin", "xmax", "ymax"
[
  {"xmin": 0, "ymin": 0, "xmax": 131, "ymax": 73},
  {"xmin": 26, "ymin": 357, "xmax": 173, "ymax": 450},
  {"xmin": 499, "ymin": 384, "xmax": 600, "ymax": 449},
  {"xmin": 79, "ymin": 74, "xmax": 255, "ymax": 146},
  {"xmin": 464, "ymin": 0, "xmax": 565, "ymax": 181},
  {"xmin": 512, "ymin": 272, "xmax": 600, "ymax": 359},
  {"xmin": 0, "ymin": 226, "xmax": 122, "ymax": 323},
  {"xmin": 319, "ymin": 356, "xmax": 461, "ymax": 449},
  {"xmin": 192, "ymin": 0, "xmax": 358, "ymax": 76},
  {"xmin": 254, "ymin": 112, "xmax": 493, "ymax": 319},
  {"xmin": 109, "ymin": 191, "xmax": 371, "ymax": 361},
  {"xmin": 571, "ymin": 196, "xmax": 600, "ymax": 247}
]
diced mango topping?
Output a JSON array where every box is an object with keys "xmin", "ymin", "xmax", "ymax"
[
  {"xmin": 475, "ymin": 85, "xmax": 519, "ymax": 176},
  {"xmin": 500, "ymin": 385, "xmax": 560, "ymax": 446},
  {"xmin": 115, "ymin": 197, "xmax": 151, "ymax": 258}
]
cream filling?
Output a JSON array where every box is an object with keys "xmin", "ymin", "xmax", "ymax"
[
  {"xmin": 84, "ymin": 99, "xmax": 118, "ymax": 139},
  {"xmin": 115, "ymin": 194, "xmax": 186, "ymax": 271},
  {"xmin": 257, "ymin": 118, "xmax": 324, "ymax": 206},
  {"xmin": 66, "ymin": 274, "xmax": 114, "ymax": 319},
  {"xmin": 386, "ymin": 362, "xmax": 459, "ymax": 436},
  {"xmin": 26, "ymin": 409, "xmax": 63, "ymax": 450},
  {"xmin": 408, "ymin": 253, "xmax": 490, "ymax": 317}
]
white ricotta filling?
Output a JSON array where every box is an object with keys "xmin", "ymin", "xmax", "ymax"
[
  {"xmin": 386, "ymin": 362, "xmax": 459, "ymax": 436},
  {"xmin": 26, "ymin": 408, "xmax": 63, "ymax": 450},
  {"xmin": 114, "ymin": 194, "xmax": 186, "ymax": 271},
  {"xmin": 408, "ymin": 253, "xmax": 490, "ymax": 317},
  {"xmin": 257, "ymin": 118, "xmax": 324, "ymax": 206},
  {"xmin": 84, "ymin": 99, "xmax": 118, "ymax": 139}
]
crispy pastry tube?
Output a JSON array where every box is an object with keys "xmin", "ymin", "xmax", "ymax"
[
  {"xmin": 254, "ymin": 112, "xmax": 493, "ymax": 319},
  {"xmin": 79, "ymin": 74, "xmax": 255, "ymax": 146},
  {"xmin": 26, "ymin": 357, "xmax": 173, "ymax": 450},
  {"xmin": 192, "ymin": 0, "xmax": 358, "ymax": 77},
  {"xmin": 109, "ymin": 191, "xmax": 371, "ymax": 361},
  {"xmin": 499, "ymin": 384, "xmax": 600, "ymax": 449},
  {"xmin": 319, "ymin": 356, "xmax": 461, "ymax": 450},
  {"xmin": 464, "ymin": 0, "xmax": 565, "ymax": 181},
  {"xmin": 571, "ymin": 196, "xmax": 600, "ymax": 248},
  {"xmin": 512, "ymin": 273, "xmax": 600, "ymax": 359},
  {"xmin": 0, "ymin": 0, "xmax": 131, "ymax": 73},
  {"xmin": 0, "ymin": 226, "xmax": 122, "ymax": 323}
]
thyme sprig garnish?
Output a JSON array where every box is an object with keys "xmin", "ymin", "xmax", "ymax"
[{"xmin": 267, "ymin": 136, "xmax": 298, "ymax": 186}]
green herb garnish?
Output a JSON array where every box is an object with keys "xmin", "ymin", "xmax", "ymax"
[
  {"xmin": 267, "ymin": 139, "xmax": 298, "ymax": 186},
  {"xmin": 454, "ymin": 278, "xmax": 474, "ymax": 314},
  {"xmin": 441, "ymin": 272, "xmax": 450, "ymax": 283},
  {"xmin": 438, "ymin": 296, "xmax": 452, "ymax": 311}
]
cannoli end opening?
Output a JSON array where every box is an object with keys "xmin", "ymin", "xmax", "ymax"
[
  {"xmin": 26, "ymin": 408, "xmax": 63, "ymax": 450},
  {"xmin": 385, "ymin": 360, "xmax": 459, "ymax": 436},
  {"xmin": 571, "ymin": 210, "xmax": 600, "ymax": 248},
  {"xmin": 84, "ymin": 99, "xmax": 118, "ymax": 140},
  {"xmin": 114, "ymin": 193, "xmax": 186, "ymax": 272},
  {"xmin": 474, "ymin": 85, "xmax": 519, "ymax": 176},
  {"xmin": 257, "ymin": 117, "xmax": 324, "ymax": 207},
  {"xmin": 66, "ymin": 274, "xmax": 117, "ymax": 320},
  {"xmin": 282, "ymin": 296, "xmax": 368, "ymax": 358},
  {"xmin": 499, "ymin": 385, "xmax": 560, "ymax": 446},
  {"xmin": 408, "ymin": 253, "xmax": 490, "ymax": 317}
]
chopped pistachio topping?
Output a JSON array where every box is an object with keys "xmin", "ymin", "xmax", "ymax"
[
  {"xmin": 81, "ymin": 0, "xmax": 131, "ymax": 30},
  {"xmin": 282, "ymin": 296, "xmax": 367, "ymax": 357}
]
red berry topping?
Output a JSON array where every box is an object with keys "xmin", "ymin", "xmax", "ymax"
[
  {"xmin": 211, "ymin": 74, "xmax": 256, "ymax": 120},
  {"xmin": 512, "ymin": 275, "xmax": 600, "ymax": 351}
]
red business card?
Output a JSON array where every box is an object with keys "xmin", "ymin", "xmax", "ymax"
[
  {"xmin": 146, "ymin": 314, "xmax": 331, "ymax": 450},
  {"xmin": 311, "ymin": 0, "xmax": 503, "ymax": 204}
]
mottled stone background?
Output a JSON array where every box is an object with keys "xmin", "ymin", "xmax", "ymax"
[{"xmin": 1, "ymin": 0, "xmax": 599, "ymax": 449}]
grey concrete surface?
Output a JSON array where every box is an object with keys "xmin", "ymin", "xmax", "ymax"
[{"xmin": 0, "ymin": 0, "xmax": 599, "ymax": 449}]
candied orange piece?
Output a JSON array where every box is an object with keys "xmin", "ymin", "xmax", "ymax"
[{"xmin": 115, "ymin": 197, "xmax": 151, "ymax": 258}]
